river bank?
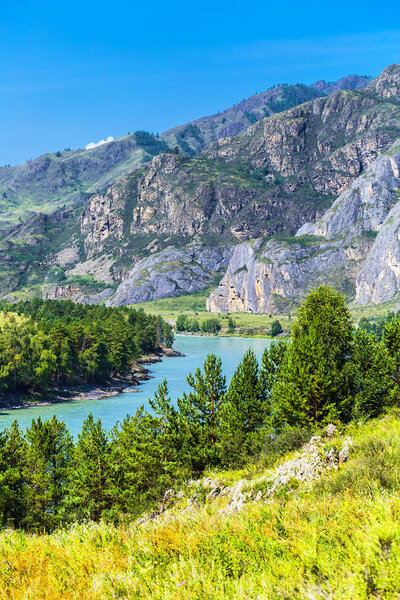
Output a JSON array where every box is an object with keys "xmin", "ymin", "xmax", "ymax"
[
  {"xmin": 0, "ymin": 335, "xmax": 272, "ymax": 435},
  {"xmin": 0, "ymin": 346, "xmax": 184, "ymax": 412}
]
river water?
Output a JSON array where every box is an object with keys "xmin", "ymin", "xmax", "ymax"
[{"xmin": 0, "ymin": 335, "xmax": 273, "ymax": 436}]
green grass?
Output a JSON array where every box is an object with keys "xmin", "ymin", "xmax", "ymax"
[
  {"xmin": 349, "ymin": 298, "xmax": 400, "ymax": 325},
  {"xmin": 1, "ymin": 411, "xmax": 400, "ymax": 599},
  {"xmin": 130, "ymin": 291, "xmax": 292, "ymax": 337}
]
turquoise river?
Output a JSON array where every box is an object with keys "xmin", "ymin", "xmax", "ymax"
[{"xmin": 0, "ymin": 335, "xmax": 274, "ymax": 436}]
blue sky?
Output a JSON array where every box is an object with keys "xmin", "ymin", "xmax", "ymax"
[{"xmin": 0, "ymin": 0, "xmax": 399, "ymax": 165}]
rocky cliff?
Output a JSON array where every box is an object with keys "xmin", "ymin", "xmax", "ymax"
[
  {"xmin": 208, "ymin": 139, "xmax": 400, "ymax": 313},
  {"xmin": 0, "ymin": 75, "xmax": 371, "ymax": 232}
]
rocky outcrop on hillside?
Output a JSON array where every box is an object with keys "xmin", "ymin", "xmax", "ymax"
[
  {"xmin": 76, "ymin": 66, "xmax": 400, "ymax": 309},
  {"xmin": 0, "ymin": 133, "xmax": 167, "ymax": 228},
  {"xmin": 208, "ymin": 140, "xmax": 400, "ymax": 313},
  {"xmin": 164, "ymin": 76, "xmax": 372, "ymax": 155},
  {"xmin": 162, "ymin": 84, "xmax": 326, "ymax": 154},
  {"xmin": 106, "ymin": 245, "xmax": 233, "ymax": 306},
  {"xmin": 205, "ymin": 65, "xmax": 400, "ymax": 197},
  {"xmin": 1, "ymin": 76, "xmax": 360, "ymax": 230},
  {"xmin": 139, "ymin": 426, "xmax": 353, "ymax": 524}
]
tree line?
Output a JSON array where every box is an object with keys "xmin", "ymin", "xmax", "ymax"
[
  {"xmin": 0, "ymin": 286, "xmax": 399, "ymax": 531},
  {"xmin": 0, "ymin": 299, "xmax": 173, "ymax": 394}
]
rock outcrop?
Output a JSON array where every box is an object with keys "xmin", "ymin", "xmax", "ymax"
[
  {"xmin": 138, "ymin": 428, "xmax": 352, "ymax": 524},
  {"xmin": 208, "ymin": 140, "xmax": 400, "ymax": 313},
  {"xmin": 107, "ymin": 245, "xmax": 233, "ymax": 306}
]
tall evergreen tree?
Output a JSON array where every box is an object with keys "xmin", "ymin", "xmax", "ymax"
[
  {"xmin": 178, "ymin": 353, "xmax": 226, "ymax": 470},
  {"xmin": 219, "ymin": 349, "xmax": 265, "ymax": 465},
  {"xmin": 271, "ymin": 286, "xmax": 353, "ymax": 428},
  {"xmin": 67, "ymin": 414, "xmax": 111, "ymax": 522},
  {"xmin": 149, "ymin": 380, "xmax": 183, "ymax": 481},
  {"xmin": 259, "ymin": 341, "xmax": 287, "ymax": 408},
  {"xmin": 347, "ymin": 329, "xmax": 396, "ymax": 419},
  {"xmin": 24, "ymin": 416, "xmax": 73, "ymax": 531},
  {"xmin": 0, "ymin": 421, "xmax": 27, "ymax": 528}
]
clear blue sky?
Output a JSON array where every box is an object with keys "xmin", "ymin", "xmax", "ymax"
[{"xmin": 0, "ymin": 0, "xmax": 399, "ymax": 165}]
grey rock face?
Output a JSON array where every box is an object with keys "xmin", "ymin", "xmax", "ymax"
[
  {"xmin": 208, "ymin": 140, "xmax": 400, "ymax": 313},
  {"xmin": 355, "ymin": 200, "xmax": 400, "ymax": 303},
  {"xmin": 107, "ymin": 245, "xmax": 232, "ymax": 306}
]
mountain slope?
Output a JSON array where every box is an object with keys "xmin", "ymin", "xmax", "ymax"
[
  {"xmin": 1, "ymin": 411, "xmax": 399, "ymax": 599},
  {"xmin": 207, "ymin": 139, "xmax": 400, "ymax": 313},
  {"xmin": 1, "ymin": 66, "xmax": 399, "ymax": 307},
  {"xmin": 0, "ymin": 75, "xmax": 370, "ymax": 229}
]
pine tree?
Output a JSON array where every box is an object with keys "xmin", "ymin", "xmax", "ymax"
[
  {"xmin": 24, "ymin": 416, "xmax": 73, "ymax": 531},
  {"xmin": 109, "ymin": 407, "xmax": 171, "ymax": 518},
  {"xmin": 0, "ymin": 421, "xmax": 27, "ymax": 527},
  {"xmin": 349, "ymin": 329, "xmax": 397, "ymax": 418},
  {"xmin": 149, "ymin": 379, "xmax": 183, "ymax": 481},
  {"xmin": 67, "ymin": 414, "xmax": 111, "ymax": 522},
  {"xmin": 219, "ymin": 349, "xmax": 264, "ymax": 465},
  {"xmin": 271, "ymin": 286, "xmax": 353, "ymax": 428},
  {"xmin": 259, "ymin": 341, "xmax": 287, "ymax": 408},
  {"xmin": 178, "ymin": 353, "xmax": 226, "ymax": 470}
]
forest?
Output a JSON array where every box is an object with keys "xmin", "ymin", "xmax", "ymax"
[
  {"xmin": 0, "ymin": 285, "xmax": 399, "ymax": 532},
  {"xmin": 0, "ymin": 299, "xmax": 173, "ymax": 394}
]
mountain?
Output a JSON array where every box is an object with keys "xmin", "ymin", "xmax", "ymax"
[
  {"xmin": 0, "ymin": 75, "xmax": 370, "ymax": 230},
  {"xmin": 208, "ymin": 139, "xmax": 400, "ymax": 313},
  {"xmin": 311, "ymin": 74, "xmax": 372, "ymax": 95},
  {"xmin": 3, "ymin": 66, "xmax": 400, "ymax": 309}
]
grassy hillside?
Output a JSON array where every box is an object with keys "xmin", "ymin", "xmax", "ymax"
[
  {"xmin": 1, "ymin": 411, "xmax": 399, "ymax": 599},
  {"xmin": 130, "ymin": 292, "xmax": 400, "ymax": 337},
  {"xmin": 130, "ymin": 290, "xmax": 292, "ymax": 337}
]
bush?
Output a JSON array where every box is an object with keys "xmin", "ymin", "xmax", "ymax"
[
  {"xmin": 201, "ymin": 318, "xmax": 221, "ymax": 334},
  {"xmin": 270, "ymin": 320, "xmax": 283, "ymax": 337}
]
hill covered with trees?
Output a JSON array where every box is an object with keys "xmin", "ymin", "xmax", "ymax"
[{"xmin": 0, "ymin": 299, "xmax": 173, "ymax": 399}]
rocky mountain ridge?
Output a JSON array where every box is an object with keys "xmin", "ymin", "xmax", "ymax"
[
  {"xmin": 2, "ymin": 66, "xmax": 400, "ymax": 311},
  {"xmin": 0, "ymin": 75, "xmax": 370, "ymax": 230},
  {"xmin": 207, "ymin": 139, "xmax": 400, "ymax": 312}
]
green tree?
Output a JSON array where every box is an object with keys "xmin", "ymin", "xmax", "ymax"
[
  {"xmin": 227, "ymin": 317, "xmax": 236, "ymax": 334},
  {"xmin": 270, "ymin": 319, "xmax": 283, "ymax": 337},
  {"xmin": 259, "ymin": 341, "xmax": 287, "ymax": 411},
  {"xmin": 219, "ymin": 349, "xmax": 265, "ymax": 465},
  {"xmin": 383, "ymin": 318, "xmax": 400, "ymax": 387},
  {"xmin": 0, "ymin": 422, "xmax": 27, "ymax": 527},
  {"xmin": 149, "ymin": 380, "xmax": 183, "ymax": 482},
  {"xmin": 24, "ymin": 416, "xmax": 73, "ymax": 531},
  {"xmin": 347, "ymin": 330, "xmax": 396, "ymax": 419},
  {"xmin": 271, "ymin": 286, "xmax": 353, "ymax": 428},
  {"xmin": 176, "ymin": 314, "xmax": 188, "ymax": 332},
  {"xmin": 201, "ymin": 318, "xmax": 221, "ymax": 334},
  {"xmin": 189, "ymin": 319, "xmax": 200, "ymax": 332},
  {"xmin": 178, "ymin": 353, "xmax": 226, "ymax": 470},
  {"xmin": 67, "ymin": 414, "xmax": 111, "ymax": 522},
  {"xmin": 109, "ymin": 408, "xmax": 165, "ymax": 519}
]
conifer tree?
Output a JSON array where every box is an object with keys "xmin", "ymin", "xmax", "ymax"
[
  {"xmin": 149, "ymin": 379, "xmax": 183, "ymax": 481},
  {"xmin": 67, "ymin": 414, "xmax": 111, "ymax": 522},
  {"xmin": 109, "ymin": 405, "xmax": 177, "ymax": 518},
  {"xmin": 219, "ymin": 349, "xmax": 265, "ymax": 465},
  {"xmin": 0, "ymin": 421, "xmax": 27, "ymax": 528},
  {"xmin": 178, "ymin": 353, "xmax": 226, "ymax": 470},
  {"xmin": 24, "ymin": 416, "xmax": 73, "ymax": 531},
  {"xmin": 346, "ymin": 328, "xmax": 397, "ymax": 418},
  {"xmin": 271, "ymin": 286, "xmax": 353, "ymax": 428},
  {"xmin": 259, "ymin": 341, "xmax": 287, "ymax": 408}
]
